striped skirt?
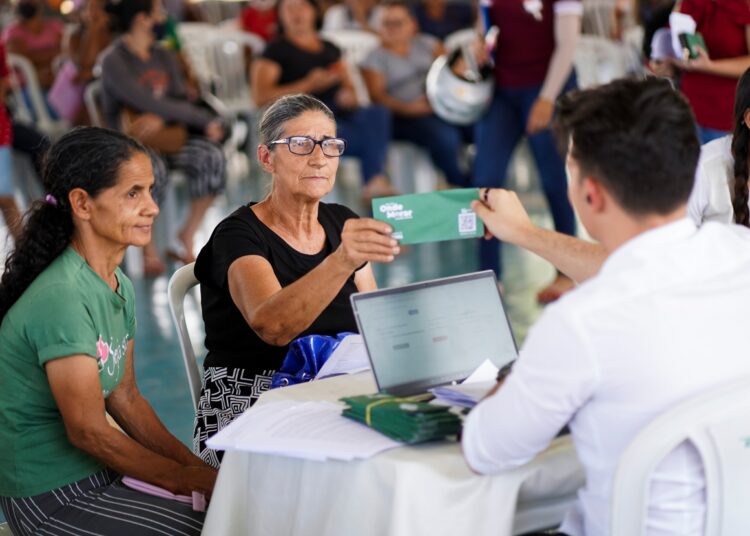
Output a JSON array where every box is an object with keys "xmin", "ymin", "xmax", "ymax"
[{"xmin": 0, "ymin": 469, "xmax": 204, "ymax": 536}]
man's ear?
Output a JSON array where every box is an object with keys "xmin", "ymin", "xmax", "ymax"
[
  {"xmin": 257, "ymin": 144, "xmax": 274, "ymax": 174},
  {"xmin": 582, "ymin": 177, "xmax": 606, "ymax": 213},
  {"xmin": 68, "ymin": 188, "xmax": 92, "ymax": 221}
]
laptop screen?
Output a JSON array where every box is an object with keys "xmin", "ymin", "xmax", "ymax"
[{"xmin": 350, "ymin": 271, "xmax": 518, "ymax": 396}]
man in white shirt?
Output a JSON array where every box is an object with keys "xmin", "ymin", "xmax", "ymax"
[{"xmin": 462, "ymin": 77, "xmax": 750, "ymax": 536}]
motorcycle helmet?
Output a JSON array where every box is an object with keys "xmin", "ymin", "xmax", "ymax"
[{"xmin": 425, "ymin": 48, "xmax": 494, "ymax": 126}]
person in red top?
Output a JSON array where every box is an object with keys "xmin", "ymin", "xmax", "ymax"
[
  {"xmin": 674, "ymin": 0, "xmax": 750, "ymax": 143},
  {"xmin": 473, "ymin": 0, "xmax": 582, "ymax": 303},
  {"xmin": 240, "ymin": 0, "xmax": 278, "ymax": 42},
  {"xmin": 0, "ymin": 41, "xmax": 22, "ymax": 243}
]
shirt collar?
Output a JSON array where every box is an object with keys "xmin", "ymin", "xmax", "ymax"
[{"xmin": 599, "ymin": 218, "xmax": 698, "ymax": 276}]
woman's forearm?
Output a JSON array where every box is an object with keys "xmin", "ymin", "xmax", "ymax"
[
  {"xmin": 106, "ymin": 391, "xmax": 205, "ymax": 468},
  {"xmin": 69, "ymin": 417, "xmax": 197, "ymax": 493},
  {"xmin": 700, "ymin": 56, "xmax": 750, "ymax": 78},
  {"xmin": 539, "ymin": 12, "xmax": 581, "ymax": 102},
  {"xmin": 231, "ymin": 252, "xmax": 355, "ymax": 346}
]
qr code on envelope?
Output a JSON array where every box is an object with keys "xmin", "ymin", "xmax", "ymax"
[{"xmin": 458, "ymin": 212, "xmax": 477, "ymax": 234}]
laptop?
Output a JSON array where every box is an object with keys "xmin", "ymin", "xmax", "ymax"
[{"xmin": 350, "ymin": 270, "xmax": 518, "ymax": 396}]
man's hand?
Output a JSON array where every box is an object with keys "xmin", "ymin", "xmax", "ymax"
[
  {"xmin": 471, "ymin": 188, "xmax": 535, "ymax": 245},
  {"xmin": 526, "ymin": 97, "xmax": 555, "ymax": 135}
]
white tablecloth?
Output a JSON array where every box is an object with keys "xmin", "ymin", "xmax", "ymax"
[{"xmin": 202, "ymin": 373, "xmax": 584, "ymax": 536}]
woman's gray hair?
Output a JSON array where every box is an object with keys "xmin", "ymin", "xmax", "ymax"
[{"xmin": 259, "ymin": 94, "xmax": 336, "ymax": 145}]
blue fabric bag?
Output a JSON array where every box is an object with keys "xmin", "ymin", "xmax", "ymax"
[{"xmin": 270, "ymin": 333, "xmax": 355, "ymax": 389}]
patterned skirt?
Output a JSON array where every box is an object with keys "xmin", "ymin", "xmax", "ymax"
[{"xmin": 193, "ymin": 367, "xmax": 276, "ymax": 468}]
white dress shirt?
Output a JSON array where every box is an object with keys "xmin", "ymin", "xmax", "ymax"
[
  {"xmin": 463, "ymin": 219, "xmax": 750, "ymax": 536},
  {"xmin": 687, "ymin": 135, "xmax": 736, "ymax": 226}
]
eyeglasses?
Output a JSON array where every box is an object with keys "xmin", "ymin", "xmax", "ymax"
[{"xmin": 268, "ymin": 136, "xmax": 347, "ymax": 157}]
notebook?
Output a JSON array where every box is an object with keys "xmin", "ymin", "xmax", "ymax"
[{"xmin": 350, "ymin": 271, "xmax": 518, "ymax": 396}]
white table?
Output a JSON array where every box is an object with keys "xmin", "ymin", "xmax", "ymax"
[{"xmin": 202, "ymin": 373, "xmax": 584, "ymax": 536}]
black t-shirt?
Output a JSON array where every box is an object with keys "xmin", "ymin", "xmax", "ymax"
[
  {"xmin": 261, "ymin": 37, "xmax": 342, "ymax": 108},
  {"xmin": 194, "ymin": 202, "xmax": 361, "ymax": 371}
]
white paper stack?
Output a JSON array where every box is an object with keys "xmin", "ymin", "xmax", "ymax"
[
  {"xmin": 429, "ymin": 358, "xmax": 500, "ymax": 408},
  {"xmin": 206, "ymin": 400, "xmax": 400, "ymax": 461},
  {"xmin": 315, "ymin": 334, "xmax": 371, "ymax": 379},
  {"xmin": 430, "ymin": 380, "xmax": 497, "ymax": 408}
]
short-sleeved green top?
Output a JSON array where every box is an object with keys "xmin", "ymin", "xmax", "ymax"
[{"xmin": 0, "ymin": 247, "xmax": 136, "ymax": 497}]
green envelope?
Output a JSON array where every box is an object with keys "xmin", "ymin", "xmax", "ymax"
[{"xmin": 372, "ymin": 189, "xmax": 484, "ymax": 245}]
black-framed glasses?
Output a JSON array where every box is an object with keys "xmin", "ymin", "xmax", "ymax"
[{"xmin": 268, "ymin": 136, "xmax": 347, "ymax": 157}]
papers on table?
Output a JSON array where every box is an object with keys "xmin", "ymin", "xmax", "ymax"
[
  {"xmin": 315, "ymin": 334, "xmax": 371, "ymax": 379},
  {"xmin": 430, "ymin": 380, "xmax": 497, "ymax": 408},
  {"xmin": 206, "ymin": 400, "xmax": 400, "ymax": 461},
  {"xmin": 429, "ymin": 359, "xmax": 499, "ymax": 408}
]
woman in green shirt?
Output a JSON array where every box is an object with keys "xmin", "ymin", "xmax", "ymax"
[{"xmin": 0, "ymin": 127, "xmax": 216, "ymax": 535}]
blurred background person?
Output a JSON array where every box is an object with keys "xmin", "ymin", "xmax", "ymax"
[
  {"xmin": 3, "ymin": 0, "xmax": 63, "ymax": 116},
  {"xmin": 101, "ymin": 0, "xmax": 227, "ymax": 274},
  {"xmin": 671, "ymin": 0, "xmax": 750, "ymax": 144},
  {"xmin": 473, "ymin": 0, "xmax": 582, "ymax": 303},
  {"xmin": 50, "ymin": 0, "xmax": 112, "ymax": 124},
  {"xmin": 361, "ymin": 0, "xmax": 470, "ymax": 187}
]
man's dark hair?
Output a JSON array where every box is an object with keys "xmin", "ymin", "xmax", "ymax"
[{"xmin": 552, "ymin": 77, "xmax": 700, "ymax": 216}]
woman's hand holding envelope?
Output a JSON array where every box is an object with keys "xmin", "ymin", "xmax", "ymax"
[{"xmin": 334, "ymin": 218, "xmax": 401, "ymax": 270}]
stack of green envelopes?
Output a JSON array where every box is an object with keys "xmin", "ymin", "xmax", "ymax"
[{"xmin": 340, "ymin": 393, "xmax": 462, "ymax": 444}]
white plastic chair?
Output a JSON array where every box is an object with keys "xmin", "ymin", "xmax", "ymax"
[
  {"xmin": 83, "ymin": 79, "xmax": 104, "ymax": 127},
  {"xmin": 167, "ymin": 262, "xmax": 204, "ymax": 409},
  {"xmin": 205, "ymin": 31, "xmax": 265, "ymax": 114},
  {"xmin": 320, "ymin": 29, "xmax": 379, "ymax": 106},
  {"xmin": 611, "ymin": 375, "xmax": 750, "ymax": 536},
  {"xmin": 7, "ymin": 54, "xmax": 68, "ymax": 139}
]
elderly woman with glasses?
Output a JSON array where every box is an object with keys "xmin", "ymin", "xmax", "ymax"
[{"xmin": 193, "ymin": 94, "xmax": 400, "ymax": 466}]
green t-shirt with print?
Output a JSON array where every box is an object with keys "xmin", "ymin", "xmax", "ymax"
[{"xmin": 0, "ymin": 247, "xmax": 136, "ymax": 497}]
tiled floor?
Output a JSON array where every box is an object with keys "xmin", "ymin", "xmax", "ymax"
[{"xmin": 0, "ymin": 143, "xmax": 565, "ymax": 526}]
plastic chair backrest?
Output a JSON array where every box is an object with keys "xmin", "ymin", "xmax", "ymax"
[
  {"xmin": 167, "ymin": 262, "xmax": 203, "ymax": 409},
  {"xmin": 83, "ymin": 79, "xmax": 103, "ymax": 127},
  {"xmin": 7, "ymin": 53, "xmax": 68, "ymax": 138},
  {"xmin": 611, "ymin": 375, "xmax": 750, "ymax": 536},
  {"xmin": 320, "ymin": 29, "xmax": 378, "ymax": 106},
  {"xmin": 178, "ymin": 22, "xmax": 220, "ymax": 98},
  {"xmin": 206, "ymin": 31, "xmax": 265, "ymax": 113},
  {"xmin": 321, "ymin": 29, "xmax": 379, "ymax": 65}
]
